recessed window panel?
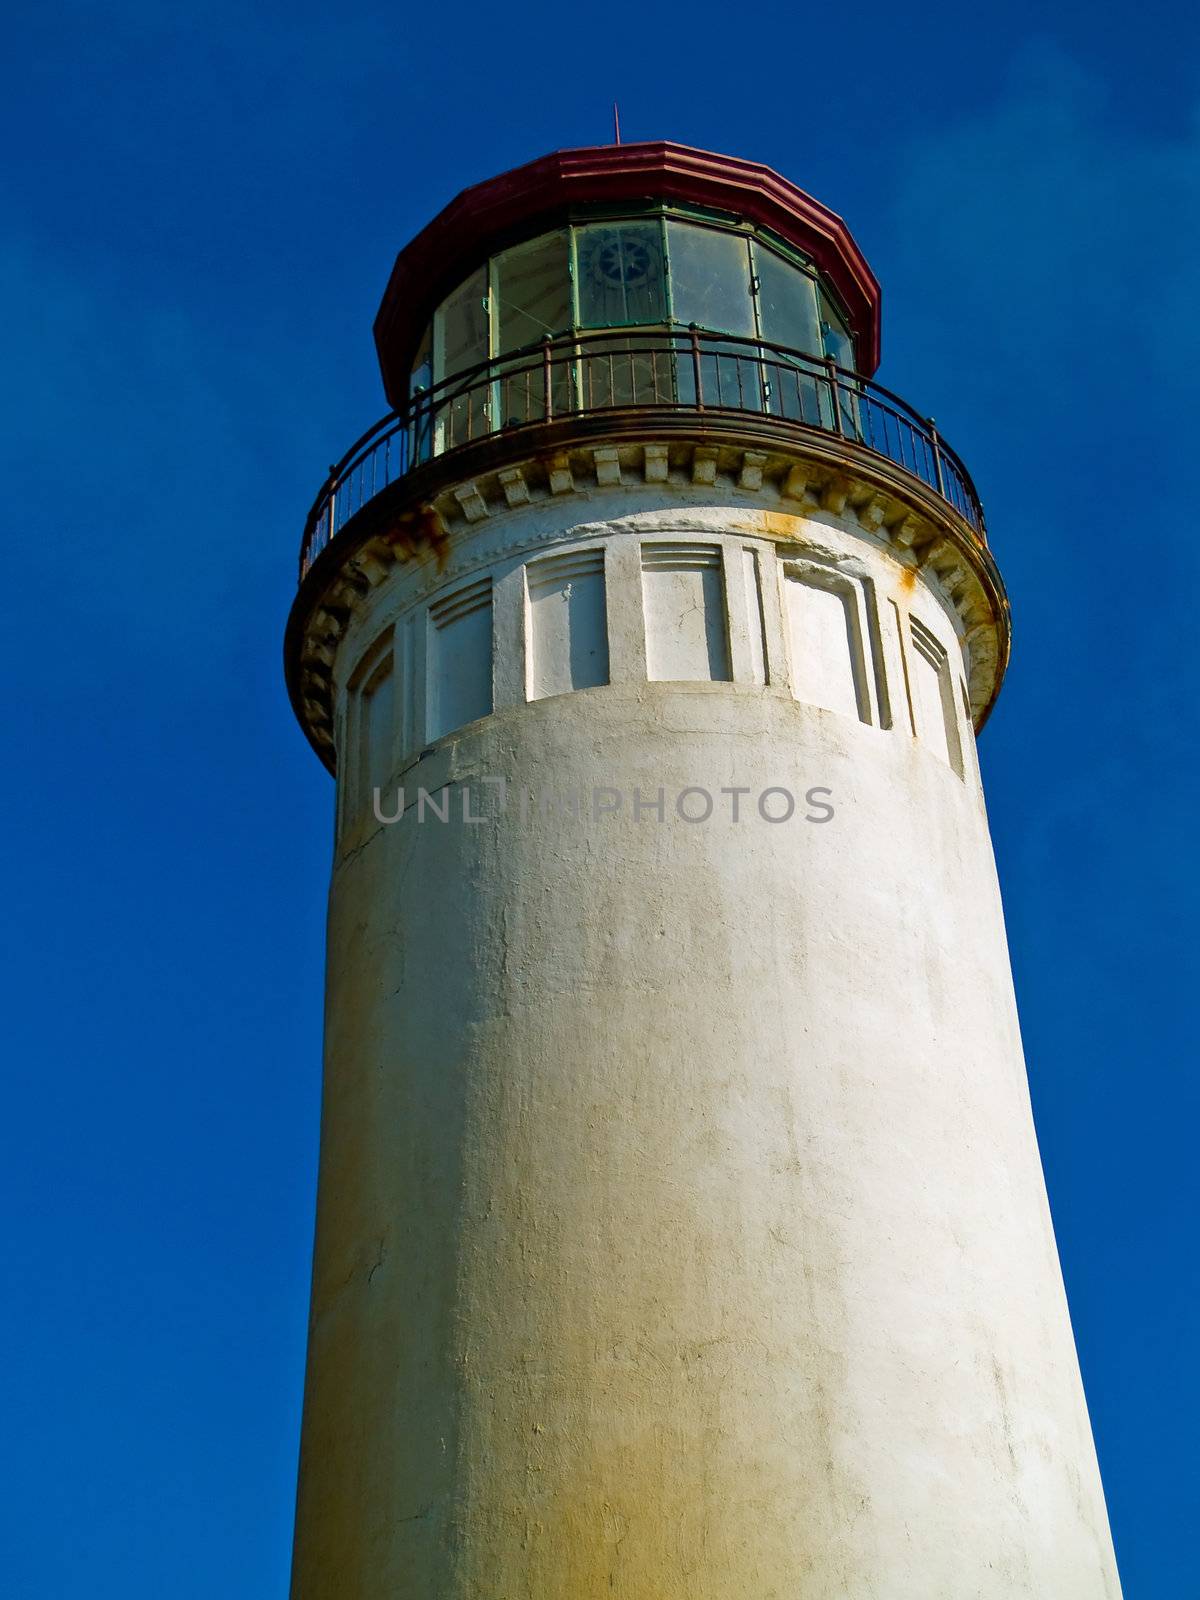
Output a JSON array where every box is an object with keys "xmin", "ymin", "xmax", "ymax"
[
  {"xmin": 347, "ymin": 633, "xmax": 397, "ymax": 828},
  {"xmin": 528, "ymin": 549, "xmax": 609, "ymax": 699},
  {"xmin": 784, "ymin": 570, "xmax": 869, "ymax": 722},
  {"xmin": 575, "ymin": 221, "xmax": 667, "ymax": 328},
  {"xmin": 910, "ymin": 618, "xmax": 964, "ymax": 777},
  {"xmin": 666, "ymin": 221, "xmax": 755, "ymax": 336},
  {"xmin": 361, "ymin": 656, "xmax": 395, "ymax": 801},
  {"xmin": 742, "ymin": 548, "xmax": 767, "ymax": 685},
  {"xmin": 642, "ymin": 544, "xmax": 730, "ymax": 682},
  {"xmin": 428, "ymin": 579, "xmax": 493, "ymax": 739}
]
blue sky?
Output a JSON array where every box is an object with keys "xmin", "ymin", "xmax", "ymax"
[{"xmin": 2, "ymin": 3, "xmax": 1196, "ymax": 1594}]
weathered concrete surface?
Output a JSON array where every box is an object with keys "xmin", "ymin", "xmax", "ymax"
[{"xmin": 290, "ymin": 495, "xmax": 1121, "ymax": 1599}]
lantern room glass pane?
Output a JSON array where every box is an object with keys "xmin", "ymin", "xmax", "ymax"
[
  {"xmin": 409, "ymin": 324, "xmax": 432, "ymax": 393},
  {"xmin": 675, "ymin": 339, "xmax": 766, "ymax": 412},
  {"xmin": 754, "ymin": 245, "xmax": 820, "ymax": 356},
  {"xmin": 819, "ymin": 289, "xmax": 855, "ymax": 369},
  {"xmin": 666, "ymin": 221, "xmax": 755, "ymax": 336},
  {"xmin": 434, "ymin": 266, "xmax": 488, "ymax": 382},
  {"xmin": 409, "ymin": 325, "xmax": 433, "ymax": 464},
  {"xmin": 578, "ymin": 335, "xmax": 676, "ymax": 408},
  {"xmin": 575, "ymin": 221, "xmax": 667, "ymax": 328},
  {"xmin": 753, "ymin": 245, "xmax": 823, "ymax": 424},
  {"xmin": 820, "ymin": 290, "xmax": 860, "ymax": 437},
  {"xmin": 493, "ymin": 232, "xmax": 571, "ymax": 355}
]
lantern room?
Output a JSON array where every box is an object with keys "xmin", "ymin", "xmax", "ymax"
[
  {"xmin": 404, "ymin": 208, "xmax": 859, "ymax": 397},
  {"xmin": 373, "ymin": 142, "xmax": 882, "ymax": 401}
]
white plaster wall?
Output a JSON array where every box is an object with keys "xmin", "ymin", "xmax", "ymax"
[{"xmin": 292, "ymin": 491, "xmax": 1121, "ymax": 1599}]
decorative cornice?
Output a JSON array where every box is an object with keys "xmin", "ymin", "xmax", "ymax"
[{"xmin": 286, "ymin": 422, "xmax": 1009, "ymax": 777}]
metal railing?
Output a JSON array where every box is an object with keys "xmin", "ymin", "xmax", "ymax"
[{"xmin": 299, "ymin": 328, "xmax": 985, "ymax": 579}]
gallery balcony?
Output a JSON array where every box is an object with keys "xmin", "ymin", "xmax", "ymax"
[{"xmin": 297, "ymin": 326, "xmax": 986, "ymax": 581}]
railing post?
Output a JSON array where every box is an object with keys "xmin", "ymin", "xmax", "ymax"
[
  {"xmin": 928, "ymin": 417, "xmax": 947, "ymax": 497},
  {"xmin": 407, "ymin": 389, "xmax": 419, "ymax": 469},
  {"xmin": 689, "ymin": 324, "xmax": 705, "ymax": 410},
  {"xmin": 542, "ymin": 335, "xmax": 553, "ymax": 420},
  {"xmin": 824, "ymin": 356, "xmax": 843, "ymax": 437},
  {"xmin": 327, "ymin": 463, "xmax": 338, "ymax": 541}
]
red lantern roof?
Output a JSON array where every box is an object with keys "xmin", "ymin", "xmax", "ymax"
[{"xmin": 373, "ymin": 141, "xmax": 882, "ymax": 407}]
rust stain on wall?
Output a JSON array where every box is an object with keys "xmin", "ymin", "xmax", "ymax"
[{"xmin": 384, "ymin": 504, "xmax": 449, "ymax": 566}]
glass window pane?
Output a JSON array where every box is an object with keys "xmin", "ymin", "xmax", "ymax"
[
  {"xmin": 409, "ymin": 324, "xmax": 432, "ymax": 393},
  {"xmin": 755, "ymin": 245, "xmax": 820, "ymax": 356},
  {"xmin": 493, "ymin": 354, "xmax": 575, "ymax": 429},
  {"xmin": 579, "ymin": 334, "xmax": 676, "ymax": 409},
  {"xmin": 666, "ymin": 221, "xmax": 755, "ymax": 336},
  {"xmin": 575, "ymin": 221, "xmax": 667, "ymax": 328},
  {"xmin": 493, "ymin": 232, "xmax": 571, "ymax": 355},
  {"xmin": 409, "ymin": 325, "xmax": 433, "ymax": 464},
  {"xmin": 675, "ymin": 338, "xmax": 765, "ymax": 413},
  {"xmin": 819, "ymin": 289, "xmax": 860, "ymax": 436},
  {"xmin": 752, "ymin": 247, "xmax": 824, "ymax": 424},
  {"xmin": 433, "ymin": 266, "xmax": 488, "ymax": 381},
  {"xmin": 758, "ymin": 349, "xmax": 825, "ymax": 426},
  {"xmin": 819, "ymin": 289, "xmax": 855, "ymax": 369}
]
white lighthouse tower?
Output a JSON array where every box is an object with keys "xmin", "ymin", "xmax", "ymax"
[{"xmin": 285, "ymin": 143, "xmax": 1122, "ymax": 1598}]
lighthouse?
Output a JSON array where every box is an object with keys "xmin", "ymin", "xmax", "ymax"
[{"xmin": 284, "ymin": 143, "xmax": 1121, "ymax": 1598}]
